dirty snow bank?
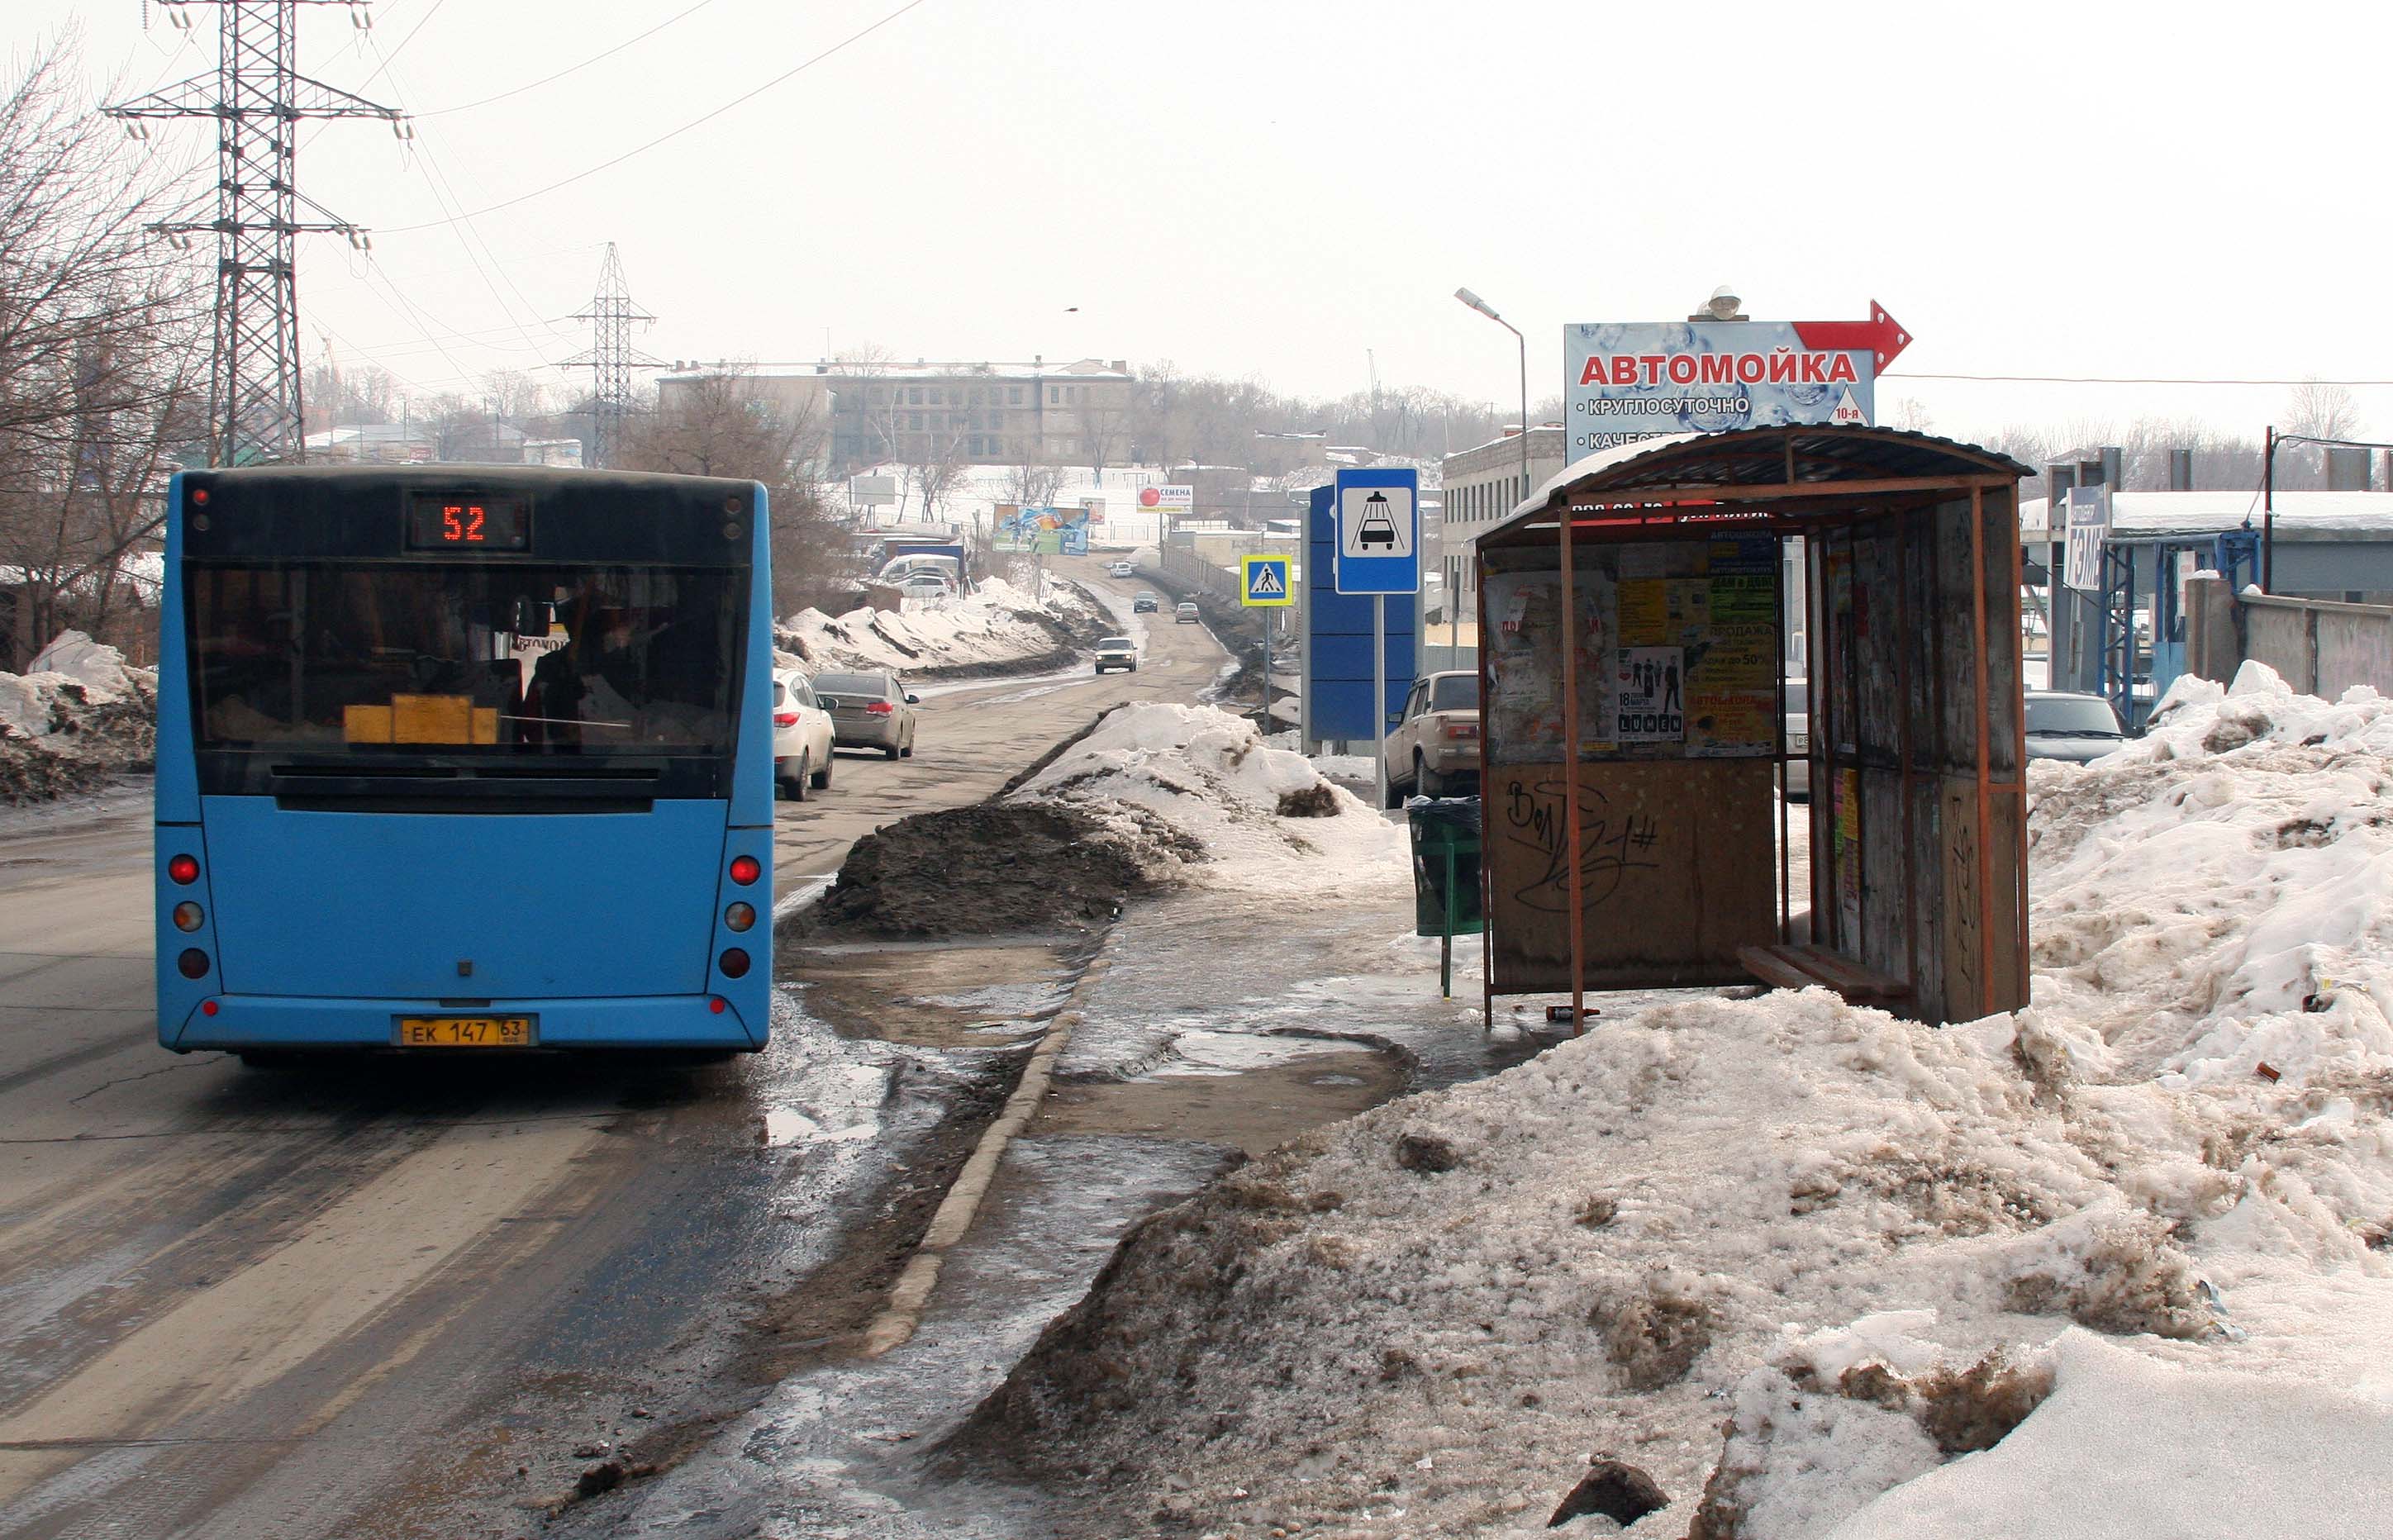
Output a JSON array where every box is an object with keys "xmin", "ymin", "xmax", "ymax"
[
  {"xmin": 951, "ymin": 671, "xmax": 2393, "ymax": 1538},
  {"xmin": 1010, "ymin": 702, "xmax": 1406, "ymax": 896},
  {"xmin": 798, "ymin": 705, "xmax": 1396, "ymax": 939},
  {"xmin": 778, "ymin": 576, "xmax": 1108, "ymax": 678},
  {"xmin": 2027, "ymin": 660, "xmax": 2393, "ymax": 1086},
  {"xmin": 0, "ymin": 631, "xmax": 158, "ymax": 805}
]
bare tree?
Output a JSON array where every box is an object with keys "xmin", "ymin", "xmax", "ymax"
[
  {"xmin": 1001, "ymin": 452, "xmax": 1063, "ymax": 511},
  {"xmin": 0, "ymin": 36, "xmax": 208, "ymax": 666},
  {"xmin": 616, "ymin": 367, "xmax": 856, "ymax": 615},
  {"xmin": 903, "ymin": 419, "xmax": 972, "ymax": 523},
  {"xmin": 483, "ymin": 368, "xmax": 547, "ymax": 425}
]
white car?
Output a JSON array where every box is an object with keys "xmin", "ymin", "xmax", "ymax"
[
  {"xmin": 1109, "ymin": 559, "xmax": 1135, "ymax": 578},
  {"xmin": 771, "ymin": 668, "xmax": 836, "ymax": 800},
  {"xmin": 897, "ymin": 572, "xmax": 957, "ymax": 599},
  {"xmin": 1094, "ymin": 636, "xmax": 1139, "ymax": 673}
]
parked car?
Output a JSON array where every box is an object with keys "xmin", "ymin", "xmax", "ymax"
[
  {"xmin": 812, "ymin": 668, "xmax": 920, "ymax": 759},
  {"xmin": 1381, "ymin": 670, "xmax": 1481, "ymax": 806},
  {"xmin": 1174, "ymin": 601, "xmax": 1201, "ymax": 624},
  {"xmin": 1094, "ymin": 636, "xmax": 1139, "ymax": 673},
  {"xmin": 1781, "ymin": 677, "xmax": 1810, "ymax": 801},
  {"xmin": 1133, "ymin": 591, "xmax": 1159, "ymax": 614},
  {"xmin": 2024, "ymin": 690, "xmax": 2129, "ymax": 763},
  {"xmin": 1109, "ymin": 559, "xmax": 1135, "ymax": 578},
  {"xmin": 896, "ymin": 572, "xmax": 956, "ymax": 599},
  {"xmin": 770, "ymin": 669, "xmax": 836, "ymax": 800}
]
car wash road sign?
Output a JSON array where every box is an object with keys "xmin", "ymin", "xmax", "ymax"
[
  {"xmin": 1333, "ymin": 467, "xmax": 1420, "ymax": 595},
  {"xmin": 1562, "ymin": 302, "xmax": 1910, "ymax": 463},
  {"xmin": 1240, "ymin": 554, "xmax": 1293, "ymax": 606}
]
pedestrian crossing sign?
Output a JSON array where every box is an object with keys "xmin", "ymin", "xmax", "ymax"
[{"xmin": 1240, "ymin": 554, "xmax": 1293, "ymax": 607}]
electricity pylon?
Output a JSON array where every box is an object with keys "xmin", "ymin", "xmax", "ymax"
[
  {"xmin": 107, "ymin": 1, "xmax": 403, "ymax": 467},
  {"xmin": 558, "ymin": 243, "xmax": 664, "ymax": 470}
]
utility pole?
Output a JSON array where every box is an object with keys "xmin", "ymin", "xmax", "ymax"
[
  {"xmin": 559, "ymin": 243, "xmax": 664, "ymax": 469},
  {"xmin": 107, "ymin": 1, "xmax": 403, "ymax": 468}
]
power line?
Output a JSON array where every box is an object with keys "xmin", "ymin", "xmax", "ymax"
[
  {"xmin": 414, "ymin": 0, "xmax": 715, "ymax": 116},
  {"xmin": 1891, "ymin": 372, "xmax": 2393, "ymax": 387},
  {"xmin": 381, "ymin": 0, "xmax": 931, "ymax": 235}
]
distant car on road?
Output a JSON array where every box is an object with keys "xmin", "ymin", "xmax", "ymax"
[
  {"xmin": 1109, "ymin": 559, "xmax": 1135, "ymax": 578},
  {"xmin": 1381, "ymin": 670, "xmax": 1480, "ymax": 805},
  {"xmin": 896, "ymin": 572, "xmax": 957, "ymax": 600},
  {"xmin": 2024, "ymin": 690, "xmax": 2129, "ymax": 763},
  {"xmin": 770, "ymin": 669, "xmax": 836, "ymax": 800},
  {"xmin": 1133, "ymin": 591, "xmax": 1159, "ymax": 613},
  {"xmin": 1094, "ymin": 636, "xmax": 1139, "ymax": 673},
  {"xmin": 813, "ymin": 668, "xmax": 920, "ymax": 759},
  {"xmin": 1174, "ymin": 601, "xmax": 1201, "ymax": 625},
  {"xmin": 1780, "ymin": 677, "xmax": 1810, "ymax": 801}
]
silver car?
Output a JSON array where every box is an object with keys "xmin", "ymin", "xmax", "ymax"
[
  {"xmin": 812, "ymin": 668, "xmax": 920, "ymax": 759},
  {"xmin": 1781, "ymin": 678, "xmax": 1810, "ymax": 801}
]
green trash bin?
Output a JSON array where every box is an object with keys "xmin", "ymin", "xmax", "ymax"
[{"xmin": 1408, "ymin": 796, "xmax": 1484, "ymax": 997}]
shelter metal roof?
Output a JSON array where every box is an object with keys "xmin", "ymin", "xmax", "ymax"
[{"xmin": 1488, "ymin": 426, "xmax": 2034, "ymax": 541}]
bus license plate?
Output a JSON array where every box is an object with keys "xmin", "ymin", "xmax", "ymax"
[{"xmin": 395, "ymin": 1015, "xmax": 535, "ymax": 1048}]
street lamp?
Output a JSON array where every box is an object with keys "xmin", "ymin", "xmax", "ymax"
[{"xmin": 1454, "ymin": 287, "xmax": 1530, "ymax": 668}]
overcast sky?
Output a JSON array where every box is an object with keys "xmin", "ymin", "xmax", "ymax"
[{"xmin": 19, "ymin": 0, "xmax": 2393, "ymax": 446}]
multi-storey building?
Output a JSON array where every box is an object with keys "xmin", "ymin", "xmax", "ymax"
[{"xmin": 654, "ymin": 357, "xmax": 1139, "ymax": 478}]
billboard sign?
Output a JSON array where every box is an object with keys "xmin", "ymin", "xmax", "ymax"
[
  {"xmin": 2062, "ymin": 485, "xmax": 2110, "ymax": 593},
  {"xmin": 1139, "ymin": 484, "xmax": 1194, "ymax": 520},
  {"xmin": 1562, "ymin": 303, "xmax": 1910, "ymax": 463},
  {"xmin": 1333, "ymin": 467, "xmax": 1420, "ymax": 595}
]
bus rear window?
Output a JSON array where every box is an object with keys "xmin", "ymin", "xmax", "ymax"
[{"xmin": 188, "ymin": 563, "xmax": 742, "ymax": 756}]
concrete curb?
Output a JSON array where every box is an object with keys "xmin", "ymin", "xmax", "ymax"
[{"xmin": 858, "ymin": 931, "xmax": 1121, "ymax": 1359}]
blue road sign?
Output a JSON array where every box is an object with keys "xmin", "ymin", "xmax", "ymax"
[
  {"xmin": 1306, "ymin": 484, "xmax": 1415, "ymax": 739},
  {"xmin": 1333, "ymin": 467, "xmax": 1420, "ymax": 595}
]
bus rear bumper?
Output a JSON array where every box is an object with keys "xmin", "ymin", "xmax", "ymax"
[{"xmin": 163, "ymin": 993, "xmax": 766, "ymax": 1053}]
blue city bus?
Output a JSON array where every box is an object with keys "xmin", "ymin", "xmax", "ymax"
[{"xmin": 153, "ymin": 466, "xmax": 775, "ymax": 1061}]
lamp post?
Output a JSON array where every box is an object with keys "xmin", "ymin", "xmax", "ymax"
[{"xmin": 1454, "ymin": 288, "xmax": 1528, "ymax": 669}]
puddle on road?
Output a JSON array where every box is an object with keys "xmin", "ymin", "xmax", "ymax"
[
  {"xmin": 1036, "ymin": 1029, "xmax": 1406, "ymax": 1157},
  {"xmin": 1141, "ymin": 1028, "xmax": 1374, "ymax": 1078},
  {"xmin": 783, "ymin": 939, "xmax": 1080, "ymax": 1050},
  {"xmin": 764, "ymin": 1106, "xmax": 882, "ymax": 1147}
]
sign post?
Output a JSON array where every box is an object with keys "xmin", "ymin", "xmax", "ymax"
[
  {"xmin": 1333, "ymin": 468, "xmax": 1421, "ymax": 810},
  {"xmin": 1240, "ymin": 554, "xmax": 1294, "ymax": 730}
]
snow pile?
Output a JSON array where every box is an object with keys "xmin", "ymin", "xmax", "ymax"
[
  {"xmin": 0, "ymin": 632, "xmax": 158, "ymax": 805},
  {"xmin": 2026, "ymin": 660, "xmax": 2393, "ymax": 1086},
  {"xmin": 1007, "ymin": 702, "xmax": 1406, "ymax": 893},
  {"xmin": 954, "ymin": 671, "xmax": 2393, "ymax": 1538},
  {"xmin": 778, "ymin": 576, "xmax": 1105, "ymax": 678}
]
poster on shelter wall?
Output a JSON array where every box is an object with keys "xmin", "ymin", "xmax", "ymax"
[
  {"xmin": 1485, "ymin": 567, "xmax": 1616, "ymax": 761},
  {"xmin": 1616, "ymin": 647, "xmax": 1684, "ymax": 741},
  {"xmin": 1483, "ymin": 537, "xmax": 1781, "ymax": 763}
]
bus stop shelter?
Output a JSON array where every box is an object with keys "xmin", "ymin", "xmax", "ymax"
[{"xmin": 1472, "ymin": 425, "xmax": 2032, "ymax": 1029}]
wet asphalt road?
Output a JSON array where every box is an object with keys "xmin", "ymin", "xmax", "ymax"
[{"xmin": 0, "ymin": 560, "xmax": 1226, "ymax": 1539}]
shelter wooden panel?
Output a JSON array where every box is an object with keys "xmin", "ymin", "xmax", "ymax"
[{"xmin": 1484, "ymin": 759, "xmax": 1775, "ymax": 991}]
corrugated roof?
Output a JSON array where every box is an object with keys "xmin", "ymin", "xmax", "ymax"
[{"xmin": 1491, "ymin": 425, "xmax": 2034, "ymax": 534}]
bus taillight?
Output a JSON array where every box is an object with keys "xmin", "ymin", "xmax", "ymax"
[
  {"xmin": 729, "ymin": 855, "xmax": 760, "ymax": 886},
  {"xmin": 718, "ymin": 948, "xmax": 750, "ymax": 978},
  {"xmin": 173, "ymin": 902, "xmax": 205, "ymax": 932},
  {"xmin": 177, "ymin": 948, "xmax": 210, "ymax": 979},
  {"xmin": 169, "ymin": 854, "xmax": 199, "ymax": 884}
]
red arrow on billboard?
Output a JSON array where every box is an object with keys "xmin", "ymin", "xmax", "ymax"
[{"xmin": 1791, "ymin": 301, "xmax": 1912, "ymax": 372}]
